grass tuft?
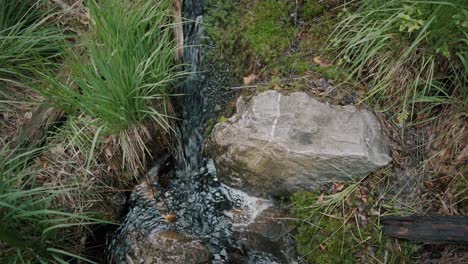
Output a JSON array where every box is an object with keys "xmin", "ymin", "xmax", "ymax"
[
  {"xmin": 0, "ymin": 0, "xmax": 65, "ymax": 84},
  {"xmin": 0, "ymin": 146, "xmax": 110, "ymax": 264},
  {"xmin": 36, "ymin": 0, "xmax": 180, "ymax": 172},
  {"xmin": 329, "ymin": 0, "xmax": 467, "ymax": 125},
  {"xmin": 292, "ymin": 169, "xmax": 421, "ymax": 263}
]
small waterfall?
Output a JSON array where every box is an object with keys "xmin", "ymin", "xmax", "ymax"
[{"xmin": 107, "ymin": 1, "xmax": 287, "ymax": 263}]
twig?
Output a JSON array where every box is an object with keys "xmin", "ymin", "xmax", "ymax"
[
  {"xmin": 51, "ymin": 0, "xmax": 69, "ymax": 10},
  {"xmin": 228, "ymin": 85, "xmax": 258, "ymax": 90}
]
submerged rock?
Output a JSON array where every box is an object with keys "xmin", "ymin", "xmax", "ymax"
[
  {"xmin": 210, "ymin": 90, "xmax": 391, "ymax": 196},
  {"xmin": 106, "ymin": 181, "xmax": 212, "ymax": 264},
  {"xmin": 123, "ymin": 230, "xmax": 212, "ymax": 264},
  {"xmin": 224, "ymin": 186, "xmax": 296, "ymax": 263},
  {"xmin": 107, "ymin": 162, "xmax": 298, "ymax": 264}
]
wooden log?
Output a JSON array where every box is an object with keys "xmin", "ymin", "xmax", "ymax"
[
  {"xmin": 173, "ymin": 0, "xmax": 184, "ymax": 61},
  {"xmin": 13, "ymin": 106, "xmax": 65, "ymax": 150},
  {"xmin": 381, "ymin": 215, "xmax": 468, "ymax": 243}
]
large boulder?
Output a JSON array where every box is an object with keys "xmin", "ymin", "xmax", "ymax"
[{"xmin": 209, "ymin": 90, "xmax": 391, "ymax": 196}]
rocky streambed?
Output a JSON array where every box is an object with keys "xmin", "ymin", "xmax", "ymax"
[
  {"xmin": 105, "ymin": 1, "xmax": 392, "ymax": 263},
  {"xmin": 106, "ymin": 90, "xmax": 391, "ymax": 263}
]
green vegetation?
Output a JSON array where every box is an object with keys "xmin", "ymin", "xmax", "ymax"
[
  {"xmin": 205, "ymin": 0, "xmax": 299, "ymax": 75},
  {"xmin": 0, "ymin": 0, "xmax": 64, "ymax": 112},
  {"xmin": 0, "ymin": 147, "xmax": 109, "ymax": 263},
  {"xmin": 244, "ymin": 0, "xmax": 295, "ymax": 65},
  {"xmin": 315, "ymin": 65, "xmax": 349, "ymax": 82},
  {"xmin": 300, "ymin": 0, "xmax": 324, "ymax": 21},
  {"xmin": 204, "ymin": 0, "xmax": 250, "ymax": 76},
  {"xmin": 1, "ymin": 0, "xmax": 180, "ymax": 261},
  {"xmin": 292, "ymin": 176, "xmax": 419, "ymax": 263},
  {"xmin": 0, "ymin": 0, "xmax": 64, "ymax": 82},
  {"xmin": 37, "ymin": 0, "xmax": 178, "ymax": 172},
  {"xmin": 1, "ymin": 0, "xmax": 465, "ymax": 262},
  {"xmin": 204, "ymin": 2, "xmax": 466, "ymax": 261},
  {"xmin": 329, "ymin": 0, "xmax": 468, "ymax": 124}
]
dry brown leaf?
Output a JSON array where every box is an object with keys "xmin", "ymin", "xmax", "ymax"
[
  {"xmin": 313, "ymin": 56, "xmax": 332, "ymax": 67},
  {"xmin": 370, "ymin": 209, "xmax": 380, "ymax": 217},
  {"xmin": 104, "ymin": 144, "xmax": 113, "ymax": 158},
  {"xmin": 319, "ymin": 243, "xmax": 327, "ymax": 253},
  {"xmin": 2, "ymin": 112, "xmax": 10, "ymax": 120},
  {"xmin": 332, "ymin": 182, "xmax": 345, "ymax": 194},
  {"xmin": 164, "ymin": 213, "xmax": 177, "ymax": 223},
  {"xmin": 24, "ymin": 112, "xmax": 32, "ymax": 120},
  {"xmin": 243, "ymin": 74, "xmax": 257, "ymax": 85},
  {"xmin": 317, "ymin": 193, "xmax": 324, "ymax": 204}
]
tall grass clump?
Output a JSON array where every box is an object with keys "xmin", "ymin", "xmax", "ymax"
[
  {"xmin": 0, "ymin": 0, "xmax": 65, "ymax": 84},
  {"xmin": 0, "ymin": 146, "xmax": 109, "ymax": 263},
  {"xmin": 329, "ymin": 0, "xmax": 467, "ymax": 125},
  {"xmin": 0, "ymin": 0, "xmax": 65, "ymax": 116},
  {"xmin": 38, "ymin": 0, "xmax": 180, "ymax": 172}
]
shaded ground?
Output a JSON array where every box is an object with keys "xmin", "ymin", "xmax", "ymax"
[
  {"xmin": 0, "ymin": 0, "xmax": 465, "ymax": 262},
  {"xmin": 203, "ymin": 0, "xmax": 467, "ymax": 263}
]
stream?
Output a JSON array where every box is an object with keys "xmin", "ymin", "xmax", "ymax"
[{"xmin": 106, "ymin": 0, "xmax": 292, "ymax": 263}]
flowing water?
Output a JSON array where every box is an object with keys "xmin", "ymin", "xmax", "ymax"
[{"xmin": 107, "ymin": 1, "xmax": 288, "ymax": 263}]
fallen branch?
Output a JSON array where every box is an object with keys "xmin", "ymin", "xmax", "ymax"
[{"xmin": 381, "ymin": 215, "xmax": 468, "ymax": 243}]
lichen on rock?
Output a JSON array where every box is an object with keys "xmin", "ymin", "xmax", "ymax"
[{"xmin": 209, "ymin": 90, "xmax": 392, "ymax": 197}]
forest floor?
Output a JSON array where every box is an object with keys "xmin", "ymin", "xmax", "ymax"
[
  {"xmin": 0, "ymin": 0, "xmax": 466, "ymax": 263},
  {"xmin": 204, "ymin": 0, "xmax": 467, "ymax": 263}
]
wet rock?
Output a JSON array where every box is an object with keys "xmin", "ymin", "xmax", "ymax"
[
  {"xmin": 123, "ymin": 230, "xmax": 212, "ymax": 264},
  {"xmin": 224, "ymin": 186, "xmax": 297, "ymax": 263},
  {"xmin": 233, "ymin": 206, "xmax": 295, "ymax": 263},
  {"xmin": 210, "ymin": 90, "xmax": 391, "ymax": 196},
  {"xmin": 107, "ymin": 181, "xmax": 212, "ymax": 264}
]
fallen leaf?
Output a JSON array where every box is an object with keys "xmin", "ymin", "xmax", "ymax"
[
  {"xmin": 317, "ymin": 193, "xmax": 324, "ymax": 204},
  {"xmin": 107, "ymin": 160, "xmax": 119, "ymax": 172},
  {"xmin": 332, "ymin": 182, "xmax": 345, "ymax": 194},
  {"xmin": 24, "ymin": 112, "xmax": 32, "ymax": 120},
  {"xmin": 358, "ymin": 212, "xmax": 368, "ymax": 227},
  {"xmin": 359, "ymin": 186, "xmax": 369, "ymax": 196},
  {"xmin": 243, "ymin": 74, "xmax": 257, "ymax": 85},
  {"xmin": 104, "ymin": 144, "xmax": 113, "ymax": 158},
  {"xmin": 424, "ymin": 181, "xmax": 434, "ymax": 190},
  {"xmin": 358, "ymin": 186, "xmax": 368, "ymax": 203},
  {"xmin": 319, "ymin": 243, "xmax": 327, "ymax": 253},
  {"xmin": 313, "ymin": 56, "xmax": 332, "ymax": 67},
  {"xmin": 164, "ymin": 213, "xmax": 177, "ymax": 223},
  {"xmin": 370, "ymin": 209, "xmax": 380, "ymax": 217}
]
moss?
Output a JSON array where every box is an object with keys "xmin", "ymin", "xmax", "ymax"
[
  {"xmin": 315, "ymin": 65, "xmax": 349, "ymax": 81},
  {"xmin": 218, "ymin": 116, "xmax": 228, "ymax": 123},
  {"xmin": 204, "ymin": 116, "xmax": 230, "ymax": 137},
  {"xmin": 292, "ymin": 190, "xmax": 419, "ymax": 263},
  {"xmin": 205, "ymin": 0, "xmax": 299, "ymax": 76},
  {"xmin": 292, "ymin": 192, "xmax": 356, "ymax": 263},
  {"xmin": 204, "ymin": 119, "xmax": 217, "ymax": 137},
  {"xmin": 204, "ymin": 0, "xmax": 251, "ymax": 76},
  {"xmin": 244, "ymin": 0, "xmax": 296, "ymax": 65},
  {"xmin": 274, "ymin": 52, "xmax": 311, "ymax": 75},
  {"xmin": 300, "ymin": 1, "xmax": 325, "ymax": 21}
]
